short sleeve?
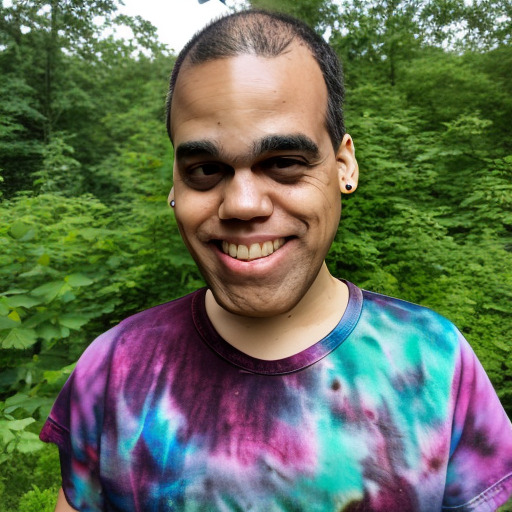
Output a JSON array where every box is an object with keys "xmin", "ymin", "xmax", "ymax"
[
  {"xmin": 443, "ymin": 333, "xmax": 512, "ymax": 511},
  {"xmin": 40, "ymin": 328, "xmax": 117, "ymax": 511}
]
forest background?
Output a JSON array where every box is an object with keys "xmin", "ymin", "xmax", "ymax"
[{"xmin": 1, "ymin": 0, "xmax": 511, "ymax": 509}]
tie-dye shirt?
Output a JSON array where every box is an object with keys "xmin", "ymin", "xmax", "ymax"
[{"xmin": 40, "ymin": 281, "xmax": 512, "ymax": 511}]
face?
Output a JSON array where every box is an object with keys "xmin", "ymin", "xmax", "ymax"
[{"xmin": 170, "ymin": 43, "xmax": 357, "ymax": 317}]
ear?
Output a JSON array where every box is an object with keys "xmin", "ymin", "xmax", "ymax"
[
  {"xmin": 336, "ymin": 134, "xmax": 359, "ymax": 194},
  {"xmin": 168, "ymin": 187, "xmax": 175, "ymax": 207}
]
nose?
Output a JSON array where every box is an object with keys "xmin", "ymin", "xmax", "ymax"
[{"xmin": 218, "ymin": 170, "xmax": 273, "ymax": 221}]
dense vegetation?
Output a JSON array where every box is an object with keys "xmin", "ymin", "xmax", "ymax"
[{"xmin": 1, "ymin": 0, "xmax": 511, "ymax": 509}]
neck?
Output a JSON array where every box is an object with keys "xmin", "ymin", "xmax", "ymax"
[{"xmin": 205, "ymin": 264, "xmax": 349, "ymax": 360}]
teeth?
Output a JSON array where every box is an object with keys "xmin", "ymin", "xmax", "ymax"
[
  {"xmin": 221, "ymin": 238, "xmax": 285, "ymax": 261},
  {"xmin": 262, "ymin": 241, "xmax": 273, "ymax": 256},
  {"xmin": 249, "ymin": 243, "xmax": 262, "ymax": 260},
  {"xmin": 237, "ymin": 245, "xmax": 249, "ymax": 260}
]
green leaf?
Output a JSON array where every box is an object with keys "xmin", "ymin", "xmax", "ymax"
[
  {"xmin": 37, "ymin": 253, "xmax": 51, "ymax": 266},
  {"xmin": 65, "ymin": 273, "xmax": 93, "ymax": 287},
  {"xmin": 8, "ymin": 310, "xmax": 21, "ymax": 322},
  {"xmin": 9, "ymin": 221, "xmax": 35, "ymax": 241},
  {"xmin": 6, "ymin": 295, "xmax": 42, "ymax": 309},
  {"xmin": 60, "ymin": 291, "xmax": 76, "ymax": 303},
  {"xmin": 0, "ymin": 298, "xmax": 9, "ymax": 316},
  {"xmin": 0, "ymin": 423, "xmax": 15, "ymax": 445},
  {"xmin": 0, "ymin": 289, "xmax": 28, "ymax": 296},
  {"xmin": 37, "ymin": 323, "xmax": 62, "ymax": 341},
  {"xmin": 22, "ymin": 311, "xmax": 54, "ymax": 329},
  {"xmin": 17, "ymin": 431, "xmax": 43, "ymax": 453},
  {"xmin": 58, "ymin": 314, "xmax": 90, "ymax": 330},
  {"xmin": 4, "ymin": 393, "xmax": 29, "ymax": 414},
  {"xmin": 1, "ymin": 328, "xmax": 38, "ymax": 349},
  {"xmin": 492, "ymin": 339, "xmax": 511, "ymax": 352},
  {"xmin": 30, "ymin": 281, "xmax": 69, "ymax": 303},
  {"xmin": 4, "ymin": 394, "xmax": 52, "ymax": 415},
  {"xmin": 0, "ymin": 317, "xmax": 20, "ymax": 330},
  {"xmin": 79, "ymin": 227, "xmax": 100, "ymax": 241},
  {"xmin": 4, "ymin": 417, "xmax": 35, "ymax": 431},
  {"xmin": 482, "ymin": 303, "xmax": 512, "ymax": 314},
  {"xmin": 44, "ymin": 363, "xmax": 76, "ymax": 385}
]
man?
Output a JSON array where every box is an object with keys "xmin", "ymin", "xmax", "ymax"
[{"xmin": 43, "ymin": 9, "xmax": 512, "ymax": 512}]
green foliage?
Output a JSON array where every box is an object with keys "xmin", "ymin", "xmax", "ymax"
[
  {"xmin": 0, "ymin": 0, "xmax": 171, "ymax": 198},
  {"xmin": 0, "ymin": 442, "xmax": 60, "ymax": 512},
  {"xmin": 1, "ymin": 0, "xmax": 511, "ymax": 508},
  {"xmin": 249, "ymin": 0, "xmax": 338, "ymax": 31},
  {"xmin": 17, "ymin": 485, "xmax": 57, "ymax": 512},
  {"xmin": 32, "ymin": 133, "xmax": 83, "ymax": 195}
]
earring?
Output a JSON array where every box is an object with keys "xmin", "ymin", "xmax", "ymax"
[
  {"xmin": 170, "ymin": 199, "xmax": 175, "ymax": 207},
  {"xmin": 345, "ymin": 183, "xmax": 353, "ymax": 191}
]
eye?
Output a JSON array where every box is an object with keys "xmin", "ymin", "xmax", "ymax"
[
  {"xmin": 182, "ymin": 163, "xmax": 229, "ymax": 190},
  {"xmin": 259, "ymin": 157, "xmax": 309, "ymax": 182}
]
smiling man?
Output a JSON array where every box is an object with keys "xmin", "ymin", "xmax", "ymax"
[{"xmin": 42, "ymin": 9, "xmax": 512, "ymax": 512}]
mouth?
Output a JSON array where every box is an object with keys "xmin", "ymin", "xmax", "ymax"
[{"xmin": 218, "ymin": 237, "xmax": 287, "ymax": 261}]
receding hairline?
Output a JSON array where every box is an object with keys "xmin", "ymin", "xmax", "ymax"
[
  {"xmin": 170, "ymin": 45, "xmax": 328, "ymax": 145},
  {"xmin": 166, "ymin": 9, "xmax": 346, "ymax": 149},
  {"xmin": 172, "ymin": 11, "xmax": 313, "ymax": 100},
  {"xmin": 186, "ymin": 11, "xmax": 299, "ymax": 62}
]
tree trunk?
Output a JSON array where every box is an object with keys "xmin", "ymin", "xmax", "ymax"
[{"xmin": 44, "ymin": 0, "xmax": 59, "ymax": 143}]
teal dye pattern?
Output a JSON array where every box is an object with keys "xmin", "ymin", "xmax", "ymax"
[{"xmin": 41, "ymin": 282, "xmax": 512, "ymax": 511}]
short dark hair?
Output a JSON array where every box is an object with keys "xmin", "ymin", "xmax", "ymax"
[{"xmin": 165, "ymin": 9, "xmax": 345, "ymax": 150}]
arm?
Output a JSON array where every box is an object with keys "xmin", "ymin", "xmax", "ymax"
[
  {"xmin": 443, "ymin": 334, "xmax": 512, "ymax": 509},
  {"xmin": 55, "ymin": 488, "xmax": 79, "ymax": 512}
]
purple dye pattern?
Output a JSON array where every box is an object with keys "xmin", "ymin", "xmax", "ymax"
[
  {"xmin": 40, "ymin": 284, "xmax": 512, "ymax": 511},
  {"xmin": 105, "ymin": 302, "xmax": 319, "ymax": 473},
  {"xmin": 443, "ymin": 333, "xmax": 512, "ymax": 507}
]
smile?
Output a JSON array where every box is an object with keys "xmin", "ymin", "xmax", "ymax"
[{"xmin": 220, "ymin": 238, "xmax": 286, "ymax": 261}]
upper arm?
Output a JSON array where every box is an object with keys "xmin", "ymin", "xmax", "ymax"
[
  {"xmin": 55, "ymin": 487, "xmax": 79, "ymax": 512},
  {"xmin": 443, "ymin": 334, "xmax": 512, "ymax": 509}
]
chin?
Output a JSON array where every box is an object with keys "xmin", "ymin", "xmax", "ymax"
[
  {"xmin": 207, "ymin": 278, "xmax": 308, "ymax": 318},
  {"xmin": 219, "ymin": 298, "xmax": 295, "ymax": 318}
]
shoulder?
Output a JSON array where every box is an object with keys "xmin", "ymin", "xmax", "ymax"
[
  {"xmin": 115, "ymin": 288, "xmax": 203, "ymax": 337},
  {"xmin": 81, "ymin": 289, "xmax": 204, "ymax": 357},
  {"xmin": 358, "ymin": 288, "xmax": 461, "ymax": 350},
  {"xmin": 361, "ymin": 288, "xmax": 453, "ymax": 326},
  {"xmin": 70, "ymin": 288, "xmax": 206, "ymax": 390},
  {"xmin": 43, "ymin": 289, "xmax": 206, "ymax": 434}
]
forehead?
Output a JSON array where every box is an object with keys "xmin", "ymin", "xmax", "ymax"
[{"xmin": 170, "ymin": 43, "xmax": 329, "ymax": 149}]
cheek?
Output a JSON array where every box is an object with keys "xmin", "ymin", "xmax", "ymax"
[
  {"xmin": 293, "ymin": 178, "xmax": 341, "ymax": 219},
  {"xmin": 173, "ymin": 203, "xmax": 199, "ymax": 241},
  {"xmin": 309, "ymin": 188, "xmax": 342, "ymax": 239},
  {"xmin": 174, "ymin": 196, "xmax": 218, "ymax": 242}
]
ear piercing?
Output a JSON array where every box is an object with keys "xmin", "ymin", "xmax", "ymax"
[
  {"xmin": 345, "ymin": 183, "xmax": 353, "ymax": 191},
  {"xmin": 170, "ymin": 200, "xmax": 175, "ymax": 207}
]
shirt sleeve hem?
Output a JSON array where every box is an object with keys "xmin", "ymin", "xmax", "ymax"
[
  {"xmin": 39, "ymin": 416, "xmax": 71, "ymax": 452},
  {"xmin": 442, "ymin": 472, "xmax": 512, "ymax": 511},
  {"xmin": 61, "ymin": 485, "xmax": 82, "ymax": 512}
]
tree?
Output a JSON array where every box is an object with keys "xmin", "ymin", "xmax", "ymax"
[
  {"xmin": 0, "ymin": 0, "xmax": 169, "ymax": 197},
  {"xmin": 248, "ymin": 0, "xmax": 338, "ymax": 32},
  {"xmin": 0, "ymin": 0, "xmax": 120, "ymax": 140}
]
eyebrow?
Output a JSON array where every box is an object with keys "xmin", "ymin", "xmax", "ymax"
[
  {"xmin": 176, "ymin": 140, "xmax": 219, "ymax": 161},
  {"xmin": 255, "ymin": 134, "xmax": 320, "ymax": 159},
  {"xmin": 176, "ymin": 134, "xmax": 320, "ymax": 163}
]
